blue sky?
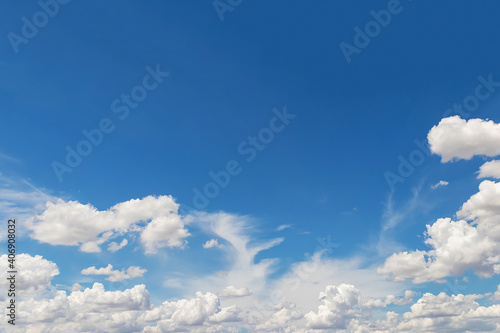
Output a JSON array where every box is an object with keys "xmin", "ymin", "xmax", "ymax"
[{"xmin": 2, "ymin": 1, "xmax": 500, "ymax": 332}]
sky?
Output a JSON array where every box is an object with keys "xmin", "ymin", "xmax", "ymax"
[{"xmin": 1, "ymin": 0, "xmax": 500, "ymax": 332}]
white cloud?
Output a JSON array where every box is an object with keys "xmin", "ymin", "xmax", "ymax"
[
  {"xmin": 305, "ymin": 283, "xmax": 362, "ymax": 329},
  {"xmin": 303, "ymin": 284, "xmax": 416, "ymax": 330},
  {"xmin": 217, "ymin": 286, "xmax": 251, "ymax": 298},
  {"xmin": 457, "ymin": 180, "xmax": 500, "ymax": 240},
  {"xmin": 203, "ymin": 238, "xmax": 222, "ymax": 249},
  {"xmin": 0, "ymin": 253, "xmax": 59, "ymax": 294},
  {"xmin": 431, "ymin": 180, "xmax": 449, "ymax": 189},
  {"xmin": 27, "ymin": 195, "xmax": 190, "ymax": 254},
  {"xmin": 478, "ymin": 160, "xmax": 500, "ymax": 179},
  {"xmin": 16, "ymin": 282, "xmax": 151, "ymax": 332},
  {"xmin": 351, "ymin": 291, "xmax": 500, "ymax": 332},
  {"xmin": 108, "ymin": 239, "xmax": 128, "ymax": 253},
  {"xmin": 379, "ymin": 181, "xmax": 500, "ymax": 283},
  {"xmin": 13, "ymin": 277, "xmax": 500, "ymax": 333},
  {"xmin": 81, "ymin": 264, "xmax": 147, "ymax": 282},
  {"xmin": 140, "ymin": 291, "xmax": 240, "ymax": 332},
  {"xmin": 378, "ymin": 217, "xmax": 500, "ymax": 283},
  {"xmin": 276, "ymin": 224, "xmax": 292, "ymax": 231},
  {"xmin": 428, "ymin": 116, "xmax": 500, "ymax": 162}
]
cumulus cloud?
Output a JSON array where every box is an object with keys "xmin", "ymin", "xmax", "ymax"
[
  {"xmin": 13, "ymin": 278, "xmax": 500, "ymax": 332},
  {"xmin": 478, "ymin": 160, "xmax": 500, "ymax": 179},
  {"xmin": 428, "ymin": 116, "xmax": 500, "ymax": 162},
  {"xmin": 304, "ymin": 284, "xmax": 415, "ymax": 330},
  {"xmin": 217, "ymin": 286, "xmax": 251, "ymax": 298},
  {"xmin": 81, "ymin": 264, "xmax": 147, "ymax": 282},
  {"xmin": 379, "ymin": 181, "xmax": 500, "ymax": 283},
  {"xmin": 27, "ymin": 195, "xmax": 190, "ymax": 254},
  {"xmin": 108, "ymin": 239, "xmax": 128, "ymax": 253},
  {"xmin": 431, "ymin": 180, "xmax": 449, "ymax": 189},
  {"xmin": 16, "ymin": 283, "xmax": 151, "ymax": 332},
  {"xmin": 305, "ymin": 283, "xmax": 362, "ymax": 329},
  {"xmin": 203, "ymin": 238, "xmax": 222, "ymax": 249},
  {"xmin": 457, "ymin": 180, "xmax": 500, "ymax": 239},
  {"xmin": 378, "ymin": 217, "xmax": 500, "ymax": 283},
  {"xmin": 140, "ymin": 291, "xmax": 240, "ymax": 332},
  {"xmin": 0, "ymin": 253, "xmax": 59, "ymax": 294},
  {"xmin": 352, "ymin": 291, "xmax": 500, "ymax": 332}
]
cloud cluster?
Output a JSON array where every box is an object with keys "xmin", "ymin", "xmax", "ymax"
[
  {"xmin": 141, "ymin": 291, "xmax": 240, "ymax": 332},
  {"xmin": 428, "ymin": 116, "xmax": 500, "ymax": 162},
  {"xmin": 379, "ymin": 179, "xmax": 500, "ymax": 283},
  {"xmin": 0, "ymin": 253, "xmax": 59, "ymax": 294},
  {"xmin": 11, "ymin": 277, "xmax": 500, "ymax": 333},
  {"xmin": 27, "ymin": 195, "xmax": 190, "ymax": 254},
  {"xmin": 81, "ymin": 264, "xmax": 147, "ymax": 282}
]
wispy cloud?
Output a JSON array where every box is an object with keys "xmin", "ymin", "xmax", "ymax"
[{"xmin": 431, "ymin": 180, "xmax": 449, "ymax": 189}]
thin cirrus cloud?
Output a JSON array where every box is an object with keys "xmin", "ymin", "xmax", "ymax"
[{"xmin": 431, "ymin": 180, "xmax": 449, "ymax": 189}]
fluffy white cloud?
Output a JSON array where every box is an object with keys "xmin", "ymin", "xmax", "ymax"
[
  {"xmin": 0, "ymin": 253, "xmax": 59, "ymax": 294},
  {"xmin": 478, "ymin": 160, "xmax": 500, "ymax": 179},
  {"xmin": 203, "ymin": 238, "xmax": 222, "ymax": 249},
  {"xmin": 352, "ymin": 291, "xmax": 500, "ymax": 332},
  {"xmin": 141, "ymin": 291, "xmax": 240, "ymax": 332},
  {"xmin": 379, "ymin": 180, "xmax": 500, "ymax": 283},
  {"xmin": 378, "ymin": 218, "xmax": 500, "ymax": 283},
  {"xmin": 217, "ymin": 286, "xmax": 251, "ymax": 298},
  {"xmin": 304, "ymin": 284, "xmax": 416, "ymax": 330},
  {"xmin": 108, "ymin": 239, "xmax": 128, "ymax": 253},
  {"xmin": 428, "ymin": 116, "xmax": 500, "ymax": 162},
  {"xmin": 304, "ymin": 284, "xmax": 362, "ymax": 329},
  {"xmin": 431, "ymin": 180, "xmax": 449, "ymax": 189},
  {"xmin": 12, "ymin": 278, "xmax": 500, "ymax": 333},
  {"xmin": 14, "ymin": 283, "xmax": 151, "ymax": 332},
  {"xmin": 457, "ymin": 180, "xmax": 500, "ymax": 240},
  {"xmin": 81, "ymin": 264, "xmax": 147, "ymax": 282},
  {"xmin": 27, "ymin": 196, "xmax": 190, "ymax": 254}
]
